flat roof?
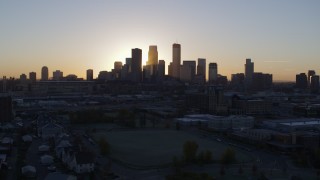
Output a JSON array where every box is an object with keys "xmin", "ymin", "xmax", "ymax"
[{"xmin": 280, "ymin": 120, "xmax": 320, "ymax": 126}]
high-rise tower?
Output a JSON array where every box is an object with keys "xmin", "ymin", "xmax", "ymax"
[
  {"xmin": 86, "ymin": 69, "xmax": 93, "ymax": 81},
  {"xmin": 209, "ymin": 63, "xmax": 218, "ymax": 83},
  {"xmin": 172, "ymin": 43, "xmax": 181, "ymax": 79},
  {"xmin": 131, "ymin": 48, "xmax": 142, "ymax": 83},
  {"xmin": 41, "ymin": 66, "xmax": 49, "ymax": 81},
  {"xmin": 245, "ymin": 58, "xmax": 254, "ymax": 87}
]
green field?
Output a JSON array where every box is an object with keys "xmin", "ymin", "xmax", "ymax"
[{"xmin": 93, "ymin": 130, "xmax": 253, "ymax": 167}]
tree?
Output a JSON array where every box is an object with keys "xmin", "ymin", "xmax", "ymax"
[
  {"xmin": 220, "ymin": 166, "xmax": 225, "ymax": 176},
  {"xmin": 220, "ymin": 148, "xmax": 236, "ymax": 165},
  {"xmin": 183, "ymin": 141, "xmax": 199, "ymax": 163},
  {"xmin": 99, "ymin": 136, "xmax": 110, "ymax": 155},
  {"xmin": 252, "ymin": 163, "xmax": 257, "ymax": 175},
  {"xmin": 238, "ymin": 166, "xmax": 243, "ymax": 175}
]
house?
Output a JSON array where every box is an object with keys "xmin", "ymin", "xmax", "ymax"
[
  {"xmin": 68, "ymin": 152, "xmax": 95, "ymax": 174},
  {"xmin": 38, "ymin": 122, "xmax": 64, "ymax": 139}
]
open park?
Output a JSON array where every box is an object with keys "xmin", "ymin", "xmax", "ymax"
[{"xmin": 92, "ymin": 129, "xmax": 253, "ymax": 168}]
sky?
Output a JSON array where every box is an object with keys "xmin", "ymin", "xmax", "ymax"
[{"xmin": 0, "ymin": 0, "xmax": 319, "ymax": 81}]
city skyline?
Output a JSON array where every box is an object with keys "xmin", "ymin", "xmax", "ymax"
[{"xmin": 1, "ymin": 0, "xmax": 319, "ymax": 81}]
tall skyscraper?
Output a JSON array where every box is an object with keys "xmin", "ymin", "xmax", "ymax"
[
  {"xmin": 245, "ymin": 58, "xmax": 254, "ymax": 87},
  {"xmin": 131, "ymin": 48, "xmax": 142, "ymax": 83},
  {"xmin": 53, "ymin": 70, "xmax": 63, "ymax": 81},
  {"xmin": 86, "ymin": 69, "xmax": 93, "ymax": 81},
  {"xmin": 197, "ymin": 58, "xmax": 206, "ymax": 80},
  {"xmin": 147, "ymin": 45, "xmax": 158, "ymax": 66},
  {"xmin": 157, "ymin": 60, "xmax": 165, "ymax": 80},
  {"xmin": 180, "ymin": 60, "xmax": 196, "ymax": 82},
  {"xmin": 146, "ymin": 45, "xmax": 158, "ymax": 78},
  {"xmin": 172, "ymin": 43, "xmax": 181, "ymax": 79},
  {"xmin": 29, "ymin": 72, "xmax": 36, "ymax": 83},
  {"xmin": 208, "ymin": 63, "xmax": 218, "ymax": 83},
  {"xmin": 41, "ymin": 66, "xmax": 49, "ymax": 81}
]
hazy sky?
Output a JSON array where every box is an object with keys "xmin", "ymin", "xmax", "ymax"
[{"xmin": 0, "ymin": 0, "xmax": 319, "ymax": 81}]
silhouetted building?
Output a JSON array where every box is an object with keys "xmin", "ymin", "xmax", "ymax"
[
  {"xmin": 251, "ymin": 73, "xmax": 273, "ymax": 91},
  {"xmin": 157, "ymin": 60, "xmax": 165, "ymax": 81},
  {"xmin": 168, "ymin": 62, "xmax": 173, "ymax": 77},
  {"xmin": 197, "ymin": 58, "xmax": 206, "ymax": 83},
  {"xmin": 131, "ymin": 48, "xmax": 142, "ymax": 83},
  {"xmin": 20, "ymin": 74, "xmax": 27, "ymax": 83},
  {"xmin": 208, "ymin": 63, "xmax": 218, "ymax": 83},
  {"xmin": 186, "ymin": 85, "xmax": 227, "ymax": 114},
  {"xmin": 231, "ymin": 73, "xmax": 245, "ymax": 91},
  {"xmin": 308, "ymin": 70, "xmax": 316, "ymax": 86},
  {"xmin": 180, "ymin": 61, "xmax": 196, "ymax": 82},
  {"xmin": 98, "ymin": 71, "xmax": 108, "ymax": 80},
  {"xmin": 296, "ymin": 73, "xmax": 308, "ymax": 89},
  {"xmin": 29, "ymin": 72, "xmax": 36, "ymax": 83},
  {"xmin": 86, "ymin": 69, "xmax": 93, "ymax": 81},
  {"xmin": 245, "ymin": 58, "xmax": 254, "ymax": 88},
  {"xmin": 113, "ymin": 61, "xmax": 123, "ymax": 79},
  {"xmin": 121, "ymin": 58, "xmax": 132, "ymax": 81},
  {"xmin": 172, "ymin": 43, "xmax": 181, "ymax": 79},
  {"xmin": 216, "ymin": 75, "xmax": 228, "ymax": 86},
  {"xmin": 64, "ymin": 74, "xmax": 78, "ymax": 81},
  {"xmin": 310, "ymin": 75, "xmax": 319, "ymax": 93},
  {"xmin": 0, "ymin": 94, "xmax": 13, "ymax": 123},
  {"xmin": 41, "ymin": 66, "xmax": 49, "ymax": 81},
  {"xmin": 53, "ymin": 70, "xmax": 63, "ymax": 81},
  {"xmin": 146, "ymin": 45, "xmax": 158, "ymax": 79}
]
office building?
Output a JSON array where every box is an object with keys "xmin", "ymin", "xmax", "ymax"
[
  {"xmin": 310, "ymin": 75, "xmax": 319, "ymax": 93},
  {"xmin": 251, "ymin": 72, "xmax": 273, "ymax": 91},
  {"xmin": 197, "ymin": 58, "xmax": 206, "ymax": 82},
  {"xmin": 157, "ymin": 60, "xmax": 165, "ymax": 80},
  {"xmin": 296, "ymin": 73, "xmax": 308, "ymax": 89},
  {"xmin": 146, "ymin": 45, "xmax": 158, "ymax": 78},
  {"xmin": 172, "ymin": 43, "xmax": 181, "ymax": 79},
  {"xmin": 20, "ymin": 74, "xmax": 27, "ymax": 81},
  {"xmin": 208, "ymin": 63, "xmax": 218, "ymax": 83},
  {"xmin": 308, "ymin": 70, "xmax": 316, "ymax": 86},
  {"xmin": 131, "ymin": 48, "xmax": 142, "ymax": 83},
  {"xmin": 53, "ymin": 70, "xmax": 63, "ymax": 81},
  {"xmin": 41, "ymin": 66, "xmax": 49, "ymax": 81},
  {"xmin": 86, "ymin": 69, "xmax": 93, "ymax": 81},
  {"xmin": 180, "ymin": 60, "xmax": 196, "ymax": 82},
  {"xmin": 245, "ymin": 58, "xmax": 254, "ymax": 87},
  {"xmin": 29, "ymin": 72, "xmax": 36, "ymax": 83}
]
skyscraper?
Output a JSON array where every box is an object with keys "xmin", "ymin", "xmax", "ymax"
[
  {"xmin": 197, "ymin": 58, "xmax": 206, "ymax": 81},
  {"xmin": 245, "ymin": 58, "xmax": 254, "ymax": 87},
  {"xmin": 208, "ymin": 63, "xmax": 218, "ymax": 83},
  {"xmin": 29, "ymin": 72, "xmax": 36, "ymax": 83},
  {"xmin": 147, "ymin": 45, "xmax": 158, "ymax": 66},
  {"xmin": 86, "ymin": 69, "xmax": 93, "ymax": 81},
  {"xmin": 180, "ymin": 60, "xmax": 196, "ymax": 82},
  {"xmin": 146, "ymin": 45, "xmax": 158, "ymax": 78},
  {"xmin": 157, "ymin": 60, "xmax": 165, "ymax": 80},
  {"xmin": 131, "ymin": 48, "xmax": 142, "ymax": 83},
  {"xmin": 308, "ymin": 70, "xmax": 316, "ymax": 86},
  {"xmin": 41, "ymin": 66, "xmax": 49, "ymax": 81},
  {"xmin": 172, "ymin": 43, "xmax": 181, "ymax": 79},
  {"xmin": 296, "ymin": 73, "xmax": 308, "ymax": 89}
]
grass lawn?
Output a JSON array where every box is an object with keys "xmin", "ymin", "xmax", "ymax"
[{"xmin": 93, "ymin": 130, "xmax": 253, "ymax": 167}]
